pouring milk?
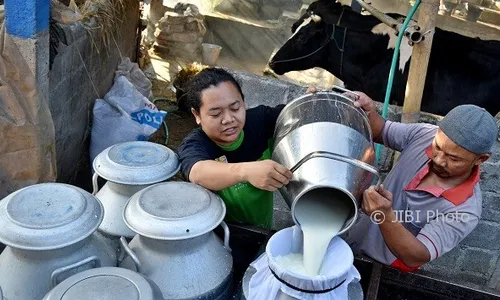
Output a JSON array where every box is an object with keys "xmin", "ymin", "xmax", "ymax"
[{"xmin": 277, "ymin": 188, "xmax": 351, "ymax": 276}]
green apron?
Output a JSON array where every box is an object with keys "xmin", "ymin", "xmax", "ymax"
[{"xmin": 216, "ymin": 132, "xmax": 274, "ymax": 229}]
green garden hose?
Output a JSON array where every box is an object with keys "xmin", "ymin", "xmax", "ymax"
[
  {"xmin": 152, "ymin": 98, "xmax": 173, "ymax": 145},
  {"xmin": 376, "ymin": 0, "xmax": 422, "ymax": 163}
]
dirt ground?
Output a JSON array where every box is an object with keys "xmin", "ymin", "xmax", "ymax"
[{"xmin": 141, "ymin": 48, "xmax": 197, "ymax": 149}]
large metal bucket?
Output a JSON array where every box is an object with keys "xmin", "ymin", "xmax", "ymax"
[{"xmin": 272, "ymin": 92, "xmax": 380, "ymax": 234}]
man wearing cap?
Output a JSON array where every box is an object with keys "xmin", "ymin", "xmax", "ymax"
[{"xmin": 340, "ymin": 91, "xmax": 498, "ymax": 272}]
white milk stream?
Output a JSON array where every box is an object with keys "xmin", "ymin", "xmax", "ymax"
[{"xmin": 277, "ymin": 189, "xmax": 351, "ymax": 277}]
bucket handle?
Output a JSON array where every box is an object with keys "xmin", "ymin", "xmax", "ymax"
[
  {"xmin": 92, "ymin": 172, "xmax": 100, "ymax": 195},
  {"xmin": 220, "ymin": 221, "xmax": 232, "ymax": 252},
  {"xmin": 119, "ymin": 236, "xmax": 142, "ymax": 271},
  {"xmin": 51, "ymin": 256, "xmax": 101, "ymax": 287},
  {"xmin": 290, "ymin": 151, "xmax": 381, "ymax": 188}
]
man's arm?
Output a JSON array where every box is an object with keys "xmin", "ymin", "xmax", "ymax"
[
  {"xmin": 342, "ymin": 92, "xmax": 385, "ymax": 144},
  {"xmin": 189, "ymin": 159, "xmax": 293, "ymax": 192},
  {"xmin": 189, "ymin": 160, "xmax": 247, "ymax": 191},
  {"xmin": 362, "ymin": 186, "xmax": 430, "ymax": 267},
  {"xmin": 346, "ymin": 92, "xmax": 437, "ymax": 152},
  {"xmin": 364, "ymin": 106, "xmax": 386, "ymax": 145},
  {"xmin": 378, "ymin": 208, "xmax": 431, "ymax": 266}
]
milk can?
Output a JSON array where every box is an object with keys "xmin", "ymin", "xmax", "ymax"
[
  {"xmin": 0, "ymin": 183, "xmax": 117, "ymax": 300},
  {"xmin": 119, "ymin": 182, "xmax": 234, "ymax": 300},
  {"xmin": 43, "ymin": 267, "xmax": 164, "ymax": 300},
  {"xmin": 92, "ymin": 141, "xmax": 180, "ymax": 239},
  {"xmin": 272, "ymin": 91, "xmax": 381, "ymax": 234}
]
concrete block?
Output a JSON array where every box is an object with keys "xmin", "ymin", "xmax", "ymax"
[
  {"xmin": 482, "ymin": 192, "xmax": 499, "ymax": 210},
  {"xmin": 481, "ymin": 191, "xmax": 500, "ymax": 222},
  {"xmin": 451, "ymin": 272, "xmax": 489, "ymax": 286},
  {"xmin": 462, "ymin": 220, "xmax": 500, "ymax": 250},
  {"xmin": 479, "ymin": 161, "xmax": 500, "ymax": 193},
  {"xmin": 426, "ymin": 246, "xmax": 465, "ymax": 270},
  {"xmin": 273, "ymin": 192, "xmax": 290, "ymax": 211},
  {"xmin": 163, "ymin": 13, "xmax": 188, "ymax": 24},
  {"xmin": 162, "ymin": 24, "xmax": 186, "ymax": 33},
  {"xmin": 229, "ymin": 69, "xmax": 308, "ymax": 109},
  {"xmin": 487, "ymin": 255, "xmax": 500, "ymax": 290},
  {"xmin": 459, "ymin": 248, "xmax": 499, "ymax": 275},
  {"xmin": 156, "ymin": 32, "xmax": 201, "ymax": 43},
  {"xmin": 185, "ymin": 22, "xmax": 202, "ymax": 31},
  {"xmin": 486, "ymin": 140, "xmax": 500, "ymax": 162},
  {"xmin": 273, "ymin": 209, "xmax": 294, "ymax": 230},
  {"xmin": 482, "ymin": 208, "xmax": 500, "ymax": 223}
]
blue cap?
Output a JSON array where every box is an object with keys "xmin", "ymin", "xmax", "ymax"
[{"xmin": 438, "ymin": 104, "xmax": 498, "ymax": 154}]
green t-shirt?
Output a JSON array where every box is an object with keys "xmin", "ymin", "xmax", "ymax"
[
  {"xmin": 217, "ymin": 135, "xmax": 274, "ymax": 228},
  {"xmin": 177, "ymin": 104, "xmax": 285, "ymax": 229}
]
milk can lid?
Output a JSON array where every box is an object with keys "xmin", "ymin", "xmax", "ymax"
[
  {"xmin": 0, "ymin": 183, "xmax": 103, "ymax": 250},
  {"xmin": 42, "ymin": 267, "xmax": 163, "ymax": 300},
  {"xmin": 93, "ymin": 141, "xmax": 180, "ymax": 185},
  {"xmin": 123, "ymin": 182, "xmax": 226, "ymax": 240}
]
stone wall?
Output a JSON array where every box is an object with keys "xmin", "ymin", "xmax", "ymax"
[
  {"xmin": 229, "ymin": 69, "xmax": 500, "ymax": 296},
  {"xmin": 49, "ymin": 0, "xmax": 139, "ymax": 188},
  {"xmin": 154, "ymin": 4, "xmax": 207, "ymax": 60}
]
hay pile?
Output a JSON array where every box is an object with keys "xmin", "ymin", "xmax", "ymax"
[
  {"xmin": 79, "ymin": 0, "xmax": 126, "ymax": 54},
  {"xmin": 51, "ymin": 0, "xmax": 126, "ymax": 54}
]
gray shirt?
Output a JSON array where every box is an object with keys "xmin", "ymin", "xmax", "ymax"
[{"xmin": 343, "ymin": 120, "xmax": 482, "ymax": 270}]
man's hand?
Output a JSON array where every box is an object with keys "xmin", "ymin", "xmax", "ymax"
[
  {"xmin": 242, "ymin": 160, "xmax": 293, "ymax": 192},
  {"xmin": 362, "ymin": 184, "xmax": 393, "ymax": 217},
  {"xmin": 306, "ymin": 86, "xmax": 317, "ymax": 94},
  {"xmin": 343, "ymin": 91, "xmax": 377, "ymax": 114},
  {"xmin": 362, "ymin": 184, "xmax": 432, "ymax": 268}
]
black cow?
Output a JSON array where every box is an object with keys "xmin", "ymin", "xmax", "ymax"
[{"xmin": 268, "ymin": 0, "xmax": 500, "ymax": 117}]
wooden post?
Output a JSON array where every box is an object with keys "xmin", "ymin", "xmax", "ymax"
[{"xmin": 401, "ymin": 0, "xmax": 440, "ymax": 123}]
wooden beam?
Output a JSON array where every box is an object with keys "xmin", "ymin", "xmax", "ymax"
[{"xmin": 401, "ymin": 0, "xmax": 440, "ymax": 123}]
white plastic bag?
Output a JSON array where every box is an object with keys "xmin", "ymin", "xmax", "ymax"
[
  {"xmin": 89, "ymin": 75, "xmax": 167, "ymax": 164},
  {"xmin": 115, "ymin": 58, "xmax": 153, "ymax": 100},
  {"xmin": 248, "ymin": 226, "xmax": 361, "ymax": 300}
]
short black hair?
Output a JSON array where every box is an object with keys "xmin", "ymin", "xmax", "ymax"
[{"xmin": 185, "ymin": 67, "xmax": 245, "ymax": 112}]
